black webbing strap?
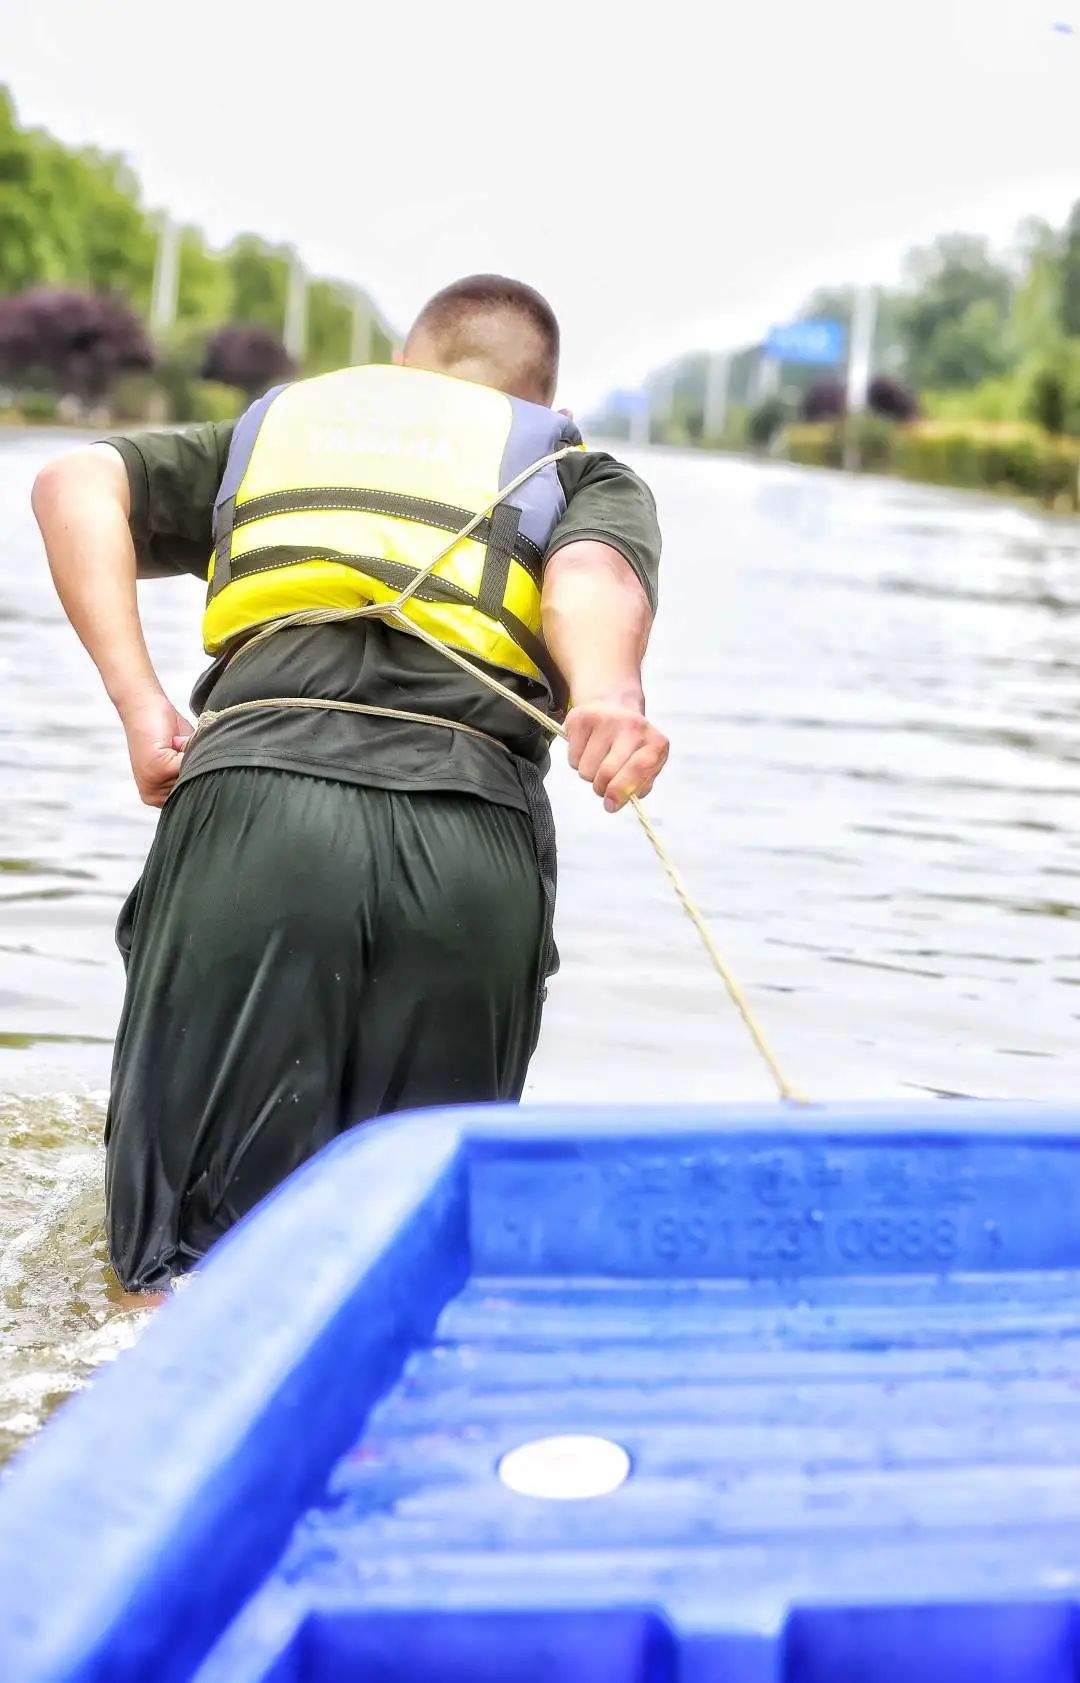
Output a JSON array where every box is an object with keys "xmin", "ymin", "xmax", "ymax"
[
  {"xmin": 478, "ymin": 502, "xmax": 520, "ymax": 622},
  {"xmin": 225, "ymin": 546, "xmax": 473, "ymax": 608},
  {"xmin": 208, "ymin": 496, "xmax": 236, "ymax": 598},
  {"xmin": 230, "ymin": 487, "xmax": 544, "ymax": 582},
  {"xmin": 235, "ymin": 486, "xmax": 471, "ymax": 527},
  {"xmin": 219, "ymin": 543, "xmax": 567, "ymax": 707},
  {"xmin": 497, "ymin": 603, "xmax": 568, "ymax": 713}
]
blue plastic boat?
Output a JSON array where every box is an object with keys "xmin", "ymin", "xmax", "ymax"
[{"xmin": 3, "ymin": 1100, "xmax": 1080, "ymax": 1682}]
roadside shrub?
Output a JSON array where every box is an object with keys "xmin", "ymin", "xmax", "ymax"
[
  {"xmin": 190, "ymin": 380, "xmax": 244, "ymax": 422},
  {"xmin": 783, "ymin": 422, "xmax": 843, "ymax": 469},
  {"xmin": 801, "ymin": 380, "xmax": 846, "ymax": 422},
  {"xmin": 921, "ymin": 380, "xmax": 1020, "ymax": 423},
  {"xmin": 852, "ymin": 413, "xmax": 897, "ymax": 472},
  {"xmin": 1023, "ymin": 362, "xmax": 1067, "ymax": 434},
  {"xmin": 867, "ymin": 376, "xmax": 918, "ymax": 422},
  {"xmin": 202, "ymin": 323, "xmax": 293, "ymax": 399},
  {"xmin": 17, "ymin": 390, "xmax": 59, "ymax": 424},
  {"xmin": 110, "ymin": 371, "xmax": 162, "ymax": 422},
  {"xmin": 0, "ymin": 288, "xmax": 153, "ymax": 400},
  {"xmin": 786, "ymin": 418, "xmax": 1080, "ymax": 507},
  {"xmin": 895, "ymin": 422, "xmax": 1079, "ymax": 507},
  {"xmin": 784, "ymin": 416, "xmax": 896, "ymax": 473},
  {"xmin": 746, "ymin": 396, "xmax": 788, "ymax": 448}
]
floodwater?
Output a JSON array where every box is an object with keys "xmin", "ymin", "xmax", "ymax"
[{"xmin": 3, "ymin": 429, "xmax": 1080, "ymax": 1462}]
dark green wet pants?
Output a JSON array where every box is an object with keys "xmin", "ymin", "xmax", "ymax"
[{"xmin": 106, "ymin": 768, "xmax": 549, "ymax": 1290}]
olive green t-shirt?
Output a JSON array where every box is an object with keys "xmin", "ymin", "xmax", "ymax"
[{"xmin": 107, "ymin": 419, "xmax": 661, "ymax": 813}]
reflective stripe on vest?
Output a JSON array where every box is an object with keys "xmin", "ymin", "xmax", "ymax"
[{"xmin": 202, "ymin": 365, "xmax": 583, "ymax": 704}]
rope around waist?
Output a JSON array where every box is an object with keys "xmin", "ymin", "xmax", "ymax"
[{"xmin": 194, "ymin": 694, "xmax": 508, "ymax": 753}]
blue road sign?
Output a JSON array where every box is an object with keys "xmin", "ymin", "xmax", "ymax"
[
  {"xmin": 607, "ymin": 388, "xmax": 649, "ymax": 416},
  {"xmin": 764, "ymin": 318, "xmax": 846, "ymax": 367}
]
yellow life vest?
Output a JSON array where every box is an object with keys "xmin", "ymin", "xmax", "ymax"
[{"xmin": 203, "ymin": 364, "xmax": 583, "ymax": 705}]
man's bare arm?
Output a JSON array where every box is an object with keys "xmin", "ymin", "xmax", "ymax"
[
  {"xmin": 31, "ymin": 444, "xmax": 193, "ymax": 808},
  {"xmin": 542, "ymin": 541, "xmax": 668, "ymax": 812}
]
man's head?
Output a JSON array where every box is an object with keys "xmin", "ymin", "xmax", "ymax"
[{"xmin": 402, "ymin": 275, "xmax": 560, "ymax": 408}]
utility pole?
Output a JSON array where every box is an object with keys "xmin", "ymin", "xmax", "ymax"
[
  {"xmin": 350, "ymin": 290, "xmax": 374, "ymax": 365},
  {"xmin": 703, "ymin": 352, "xmax": 731, "ymax": 446},
  {"xmin": 629, "ymin": 392, "xmax": 650, "ymax": 448},
  {"xmin": 843, "ymin": 284, "xmax": 878, "ymax": 473},
  {"xmin": 754, "ymin": 351, "xmax": 780, "ymax": 404},
  {"xmin": 149, "ymin": 213, "xmax": 181, "ymax": 336},
  {"xmin": 283, "ymin": 250, "xmax": 308, "ymax": 365},
  {"xmin": 648, "ymin": 366, "xmax": 678, "ymax": 446}
]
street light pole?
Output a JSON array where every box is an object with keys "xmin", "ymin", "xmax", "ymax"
[
  {"xmin": 629, "ymin": 394, "xmax": 650, "ymax": 449},
  {"xmin": 350, "ymin": 291, "xmax": 373, "ymax": 365},
  {"xmin": 843, "ymin": 284, "xmax": 878, "ymax": 473},
  {"xmin": 648, "ymin": 366, "xmax": 679, "ymax": 446},
  {"xmin": 754, "ymin": 352, "xmax": 780, "ymax": 404},
  {"xmin": 283, "ymin": 251, "xmax": 308, "ymax": 366},
  {"xmin": 149, "ymin": 214, "xmax": 180, "ymax": 336},
  {"xmin": 703, "ymin": 352, "xmax": 731, "ymax": 446}
]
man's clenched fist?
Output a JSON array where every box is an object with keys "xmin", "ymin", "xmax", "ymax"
[{"xmin": 564, "ymin": 697, "xmax": 669, "ymax": 813}]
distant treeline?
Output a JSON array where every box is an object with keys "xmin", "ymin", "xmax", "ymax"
[
  {"xmin": 0, "ymin": 86, "xmax": 396, "ymax": 424},
  {"xmin": 592, "ymin": 209, "xmax": 1080, "ymax": 508}
]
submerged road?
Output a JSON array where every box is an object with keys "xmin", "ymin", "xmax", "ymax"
[{"xmin": 2, "ymin": 431, "xmax": 1080, "ymax": 1457}]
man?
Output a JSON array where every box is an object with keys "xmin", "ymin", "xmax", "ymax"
[{"xmin": 33, "ymin": 275, "xmax": 666, "ymax": 1290}]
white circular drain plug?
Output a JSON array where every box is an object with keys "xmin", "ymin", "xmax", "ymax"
[{"xmin": 497, "ymin": 1434, "xmax": 632, "ymax": 1500}]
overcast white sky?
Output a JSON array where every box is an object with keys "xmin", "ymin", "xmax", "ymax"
[{"xmin": 5, "ymin": 0, "xmax": 1079, "ymax": 410}]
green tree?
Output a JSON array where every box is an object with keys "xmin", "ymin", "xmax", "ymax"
[
  {"xmin": 370, "ymin": 321, "xmax": 395, "ymax": 364},
  {"xmin": 1009, "ymin": 218, "xmax": 1063, "ymax": 359},
  {"xmin": 896, "ymin": 235, "xmax": 1012, "ymax": 390},
  {"xmin": 1061, "ymin": 201, "xmax": 1080, "ymax": 337},
  {"xmin": 0, "ymin": 88, "xmax": 154, "ymax": 306},
  {"xmin": 223, "ymin": 235, "xmax": 289, "ymax": 331},
  {"xmin": 925, "ymin": 298, "xmax": 1012, "ymax": 389},
  {"xmin": 0, "ymin": 84, "xmax": 398, "ymax": 419},
  {"xmin": 176, "ymin": 226, "xmax": 230, "ymax": 324},
  {"xmin": 0, "ymin": 88, "xmax": 53, "ymax": 291},
  {"xmin": 68, "ymin": 149, "xmax": 154, "ymax": 306},
  {"xmin": 306, "ymin": 280, "xmax": 352, "ymax": 373}
]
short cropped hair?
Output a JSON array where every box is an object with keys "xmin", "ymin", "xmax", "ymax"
[{"xmin": 405, "ymin": 275, "xmax": 560, "ymax": 403}]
